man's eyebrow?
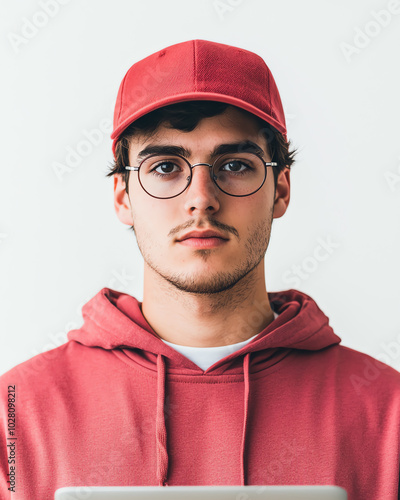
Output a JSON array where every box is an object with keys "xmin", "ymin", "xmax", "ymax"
[{"xmin": 135, "ymin": 141, "xmax": 266, "ymax": 163}]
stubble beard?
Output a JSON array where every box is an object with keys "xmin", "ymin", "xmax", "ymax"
[{"xmin": 133, "ymin": 208, "xmax": 273, "ymax": 308}]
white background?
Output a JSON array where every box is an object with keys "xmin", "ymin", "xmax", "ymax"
[{"xmin": 1, "ymin": 0, "xmax": 399, "ymax": 375}]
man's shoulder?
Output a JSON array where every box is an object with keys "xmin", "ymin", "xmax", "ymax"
[
  {"xmin": 0, "ymin": 341, "xmax": 81, "ymax": 388},
  {"xmin": 332, "ymin": 343, "xmax": 400, "ymax": 397}
]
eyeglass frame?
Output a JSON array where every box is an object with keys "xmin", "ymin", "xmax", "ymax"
[{"xmin": 124, "ymin": 152, "xmax": 279, "ymax": 200}]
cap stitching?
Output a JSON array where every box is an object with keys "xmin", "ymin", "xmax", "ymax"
[
  {"xmin": 266, "ymin": 63, "xmax": 271, "ymax": 114},
  {"xmin": 193, "ymin": 40, "xmax": 197, "ymax": 92},
  {"xmin": 117, "ymin": 73, "xmax": 128, "ymax": 123}
]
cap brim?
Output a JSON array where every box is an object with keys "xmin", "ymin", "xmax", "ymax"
[{"xmin": 111, "ymin": 92, "xmax": 287, "ymax": 158}]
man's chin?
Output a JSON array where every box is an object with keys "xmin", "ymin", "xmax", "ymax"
[{"xmin": 160, "ymin": 270, "xmax": 245, "ymax": 295}]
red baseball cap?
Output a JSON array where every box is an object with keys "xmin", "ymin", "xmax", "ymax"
[{"xmin": 111, "ymin": 39, "xmax": 287, "ymax": 159}]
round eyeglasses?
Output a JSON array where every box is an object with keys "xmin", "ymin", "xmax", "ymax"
[{"xmin": 125, "ymin": 152, "xmax": 278, "ymax": 200}]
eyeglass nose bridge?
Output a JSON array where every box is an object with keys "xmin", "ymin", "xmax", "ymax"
[{"xmin": 186, "ymin": 162, "xmax": 218, "ymax": 186}]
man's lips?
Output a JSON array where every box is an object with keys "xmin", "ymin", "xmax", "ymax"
[
  {"xmin": 178, "ymin": 236, "xmax": 228, "ymax": 248},
  {"xmin": 177, "ymin": 229, "xmax": 228, "ymax": 241}
]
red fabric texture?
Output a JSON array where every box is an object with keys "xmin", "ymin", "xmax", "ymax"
[
  {"xmin": 1, "ymin": 287, "xmax": 399, "ymax": 500},
  {"xmin": 111, "ymin": 39, "xmax": 287, "ymax": 158}
]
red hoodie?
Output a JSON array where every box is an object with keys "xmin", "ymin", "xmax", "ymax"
[{"xmin": 1, "ymin": 287, "xmax": 399, "ymax": 500}]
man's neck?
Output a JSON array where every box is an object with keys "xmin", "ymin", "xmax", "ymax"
[{"xmin": 140, "ymin": 262, "xmax": 275, "ymax": 347}]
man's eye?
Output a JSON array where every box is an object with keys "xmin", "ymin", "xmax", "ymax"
[
  {"xmin": 152, "ymin": 162, "xmax": 180, "ymax": 174},
  {"xmin": 220, "ymin": 161, "xmax": 250, "ymax": 173}
]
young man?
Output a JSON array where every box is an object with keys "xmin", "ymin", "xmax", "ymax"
[{"xmin": 1, "ymin": 39, "xmax": 399, "ymax": 500}]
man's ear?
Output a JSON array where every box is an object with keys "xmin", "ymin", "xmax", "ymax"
[
  {"xmin": 113, "ymin": 174, "xmax": 134, "ymax": 226},
  {"xmin": 273, "ymin": 168, "xmax": 290, "ymax": 219}
]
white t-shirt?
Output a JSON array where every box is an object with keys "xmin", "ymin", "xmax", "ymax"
[{"xmin": 161, "ymin": 309, "xmax": 279, "ymax": 371}]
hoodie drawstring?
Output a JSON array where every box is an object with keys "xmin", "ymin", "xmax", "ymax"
[
  {"xmin": 155, "ymin": 352, "xmax": 251, "ymax": 487},
  {"xmin": 156, "ymin": 354, "xmax": 169, "ymax": 486},
  {"xmin": 241, "ymin": 352, "xmax": 250, "ymax": 486}
]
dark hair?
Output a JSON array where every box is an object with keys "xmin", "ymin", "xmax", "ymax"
[{"xmin": 105, "ymin": 101, "xmax": 297, "ymax": 196}]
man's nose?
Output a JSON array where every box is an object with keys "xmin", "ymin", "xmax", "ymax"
[
  {"xmin": 187, "ymin": 163, "xmax": 218, "ymax": 192},
  {"xmin": 182, "ymin": 163, "xmax": 221, "ymax": 212}
]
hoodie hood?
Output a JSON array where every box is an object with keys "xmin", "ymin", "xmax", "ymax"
[
  {"xmin": 67, "ymin": 287, "xmax": 341, "ymax": 486},
  {"xmin": 68, "ymin": 287, "xmax": 341, "ymax": 362}
]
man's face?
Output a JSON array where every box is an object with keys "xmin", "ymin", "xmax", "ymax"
[{"xmin": 114, "ymin": 106, "xmax": 290, "ymax": 295}]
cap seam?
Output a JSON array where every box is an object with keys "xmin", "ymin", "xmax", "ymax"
[
  {"xmin": 193, "ymin": 40, "xmax": 197, "ymax": 92},
  {"xmin": 117, "ymin": 73, "xmax": 128, "ymax": 123},
  {"xmin": 266, "ymin": 62, "xmax": 271, "ymax": 114}
]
